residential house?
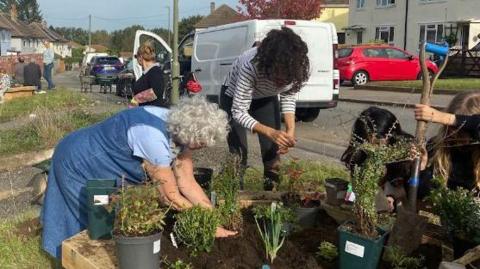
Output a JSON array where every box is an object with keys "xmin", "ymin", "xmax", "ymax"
[
  {"xmin": 0, "ymin": 7, "xmax": 44, "ymax": 54},
  {"xmin": 0, "ymin": 19, "xmax": 11, "ymax": 56},
  {"xmin": 346, "ymin": 0, "xmax": 480, "ymax": 53},
  {"xmin": 30, "ymin": 22, "xmax": 71, "ymax": 58},
  {"xmin": 316, "ymin": 0, "xmax": 349, "ymax": 44},
  {"xmin": 194, "ymin": 3, "xmax": 244, "ymax": 29}
]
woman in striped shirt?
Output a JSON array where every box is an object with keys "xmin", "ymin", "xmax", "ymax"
[{"xmin": 220, "ymin": 27, "xmax": 310, "ymax": 190}]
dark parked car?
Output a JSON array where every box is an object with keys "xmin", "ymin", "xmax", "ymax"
[
  {"xmin": 87, "ymin": 56, "xmax": 124, "ymax": 85},
  {"xmin": 116, "ymin": 60, "xmax": 135, "ymax": 97}
]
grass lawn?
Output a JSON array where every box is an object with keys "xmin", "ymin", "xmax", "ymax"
[
  {"xmin": 0, "ymin": 110, "xmax": 114, "ymax": 156},
  {"xmin": 369, "ymin": 78, "xmax": 480, "ymax": 91},
  {"xmin": 0, "ymin": 88, "xmax": 90, "ymax": 123},
  {"xmin": 0, "ymin": 210, "xmax": 55, "ymax": 269},
  {"xmin": 244, "ymin": 159, "xmax": 349, "ymax": 192}
]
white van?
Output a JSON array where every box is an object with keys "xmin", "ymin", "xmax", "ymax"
[{"xmin": 133, "ymin": 20, "xmax": 339, "ymax": 121}]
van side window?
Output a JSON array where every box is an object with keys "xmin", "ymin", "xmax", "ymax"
[
  {"xmin": 179, "ymin": 35, "xmax": 194, "ymax": 61},
  {"xmin": 195, "ymin": 26, "xmax": 248, "ymax": 61}
]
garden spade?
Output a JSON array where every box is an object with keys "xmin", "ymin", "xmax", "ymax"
[{"xmin": 388, "ymin": 42, "xmax": 450, "ymax": 254}]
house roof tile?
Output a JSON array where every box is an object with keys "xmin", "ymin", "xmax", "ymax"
[{"xmin": 194, "ymin": 4, "xmax": 244, "ymax": 28}]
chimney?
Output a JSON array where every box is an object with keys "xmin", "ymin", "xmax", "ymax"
[
  {"xmin": 9, "ymin": 4, "xmax": 17, "ymax": 21},
  {"xmin": 210, "ymin": 2, "xmax": 216, "ymax": 14}
]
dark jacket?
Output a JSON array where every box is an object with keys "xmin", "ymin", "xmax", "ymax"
[
  {"xmin": 24, "ymin": 62, "xmax": 42, "ymax": 87},
  {"xmin": 133, "ymin": 65, "xmax": 169, "ymax": 108},
  {"xmin": 419, "ymin": 114, "xmax": 480, "ymax": 196}
]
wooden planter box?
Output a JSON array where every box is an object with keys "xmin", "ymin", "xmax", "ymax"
[{"xmin": 3, "ymin": 86, "xmax": 36, "ymax": 101}]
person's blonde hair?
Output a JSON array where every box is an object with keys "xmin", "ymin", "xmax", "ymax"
[
  {"xmin": 431, "ymin": 91, "xmax": 480, "ymax": 189},
  {"xmin": 136, "ymin": 41, "xmax": 156, "ymax": 62}
]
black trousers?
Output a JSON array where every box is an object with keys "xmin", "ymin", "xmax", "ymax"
[{"xmin": 220, "ymin": 86, "xmax": 281, "ymax": 183}]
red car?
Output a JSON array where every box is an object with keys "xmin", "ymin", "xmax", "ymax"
[{"xmin": 337, "ymin": 45, "xmax": 438, "ymax": 86}]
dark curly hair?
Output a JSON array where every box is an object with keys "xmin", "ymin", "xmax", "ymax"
[{"xmin": 256, "ymin": 27, "xmax": 310, "ymax": 92}]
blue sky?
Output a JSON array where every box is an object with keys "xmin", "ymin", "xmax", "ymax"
[{"xmin": 38, "ymin": 0, "xmax": 239, "ymax": 31}]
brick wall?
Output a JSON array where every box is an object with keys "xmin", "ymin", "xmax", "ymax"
[{"xmin": 0, "ymin": 54, "xmax": 43, "ymax": 75}]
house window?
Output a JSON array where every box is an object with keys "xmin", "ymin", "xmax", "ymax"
[
  {"xmin": 419, "ymin": 24, "xmax": 444, "ymax": 43},
  {"xmin": 375, "ymin": 26, "xmax": 395, "ymax": 43},
  {"xmin": 356, "ymin": 0, "xmax": 366, "ymax": 8},
  {"xmin": 376, "ymin": 0, "xmax": 395, "ymax": 7},
  {"xmin": 357, "ymin": 32, "xmax": 363, "ymax": 44}
]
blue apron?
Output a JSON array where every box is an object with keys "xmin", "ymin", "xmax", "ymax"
[{"xmin": 41, "ymin": 107, "xmax": 170, "ymax": 258}]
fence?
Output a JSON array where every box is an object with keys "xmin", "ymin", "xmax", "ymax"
[{"xmin": 443, "ymin": 49, "xmax": 480, "ymax": 77}]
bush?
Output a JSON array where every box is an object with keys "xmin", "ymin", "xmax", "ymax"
[
  {"xmin": 428, "ymin": 185, "xmax": 480, "ymax": 243},
  {"xmin": 316, "ymin": 241, "xmax": 338, "ymax": 262},
  {"xmin": 114, "ymin": 183, "xmax": 168, "ymax": 237},
  {"xmin": 174, "ymin": 206, "xmax": 220, "ymax": 256},
  {"xmin": 384, "ymin": 246, "xmax": 424, "ymax": 269}
]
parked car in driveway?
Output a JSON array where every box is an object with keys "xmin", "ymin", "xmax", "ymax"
[
  {"xmin": 87, "ymin": 56, "xmax": 124, "ymax": 85},
  {"xmin": 337, "ymin": 45, "xmax": 439, "ymax": 86}
]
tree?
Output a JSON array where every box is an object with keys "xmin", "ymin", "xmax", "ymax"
[
  {"xmin": 150, "ymin": 28, "xmax": 172, "ymax": 46},
  {"xmin": 91, "ymin": 30, "xmax": 111, "ymax": 47},
  {"xmin": 110, "ymin": 25, "xmax": 144, "ymax": 53},
  {"xmin": 0, "ymin": 0, "xmax": 16, "ymax": 13},
  {"xmin": 237, "ymin": 0, "xmax": 325, "ymax": 20},
  {"xmin": 18, "ymin": 0, "xmax": 42, "ymax": 23},
  {"xmin": 52, "ymin": 27, "xmax": 89, "ymax": 45},
  {"xmin": 178, "ymin": 15, "xmax": 203, "ymax": 39}
]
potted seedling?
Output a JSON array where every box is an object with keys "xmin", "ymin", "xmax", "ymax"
[
  {"xmin": 113, "ymin": 183, "xmax": 168, "ymax": 269},
  {"xmin": 253, "ymin": 202, "xmax": 291, "ymax": 265},
  {"xmin": 173, "ymin": 206, "xmax": 221, "ymax": 256},
  {"xmin": 316, "ymin": 241, "xmax": 338, "ymax": 267},
  {"xmin": 428, "ymin": 183, "xmax": 480, "ymax": 258},
  {"xmin": 338, "ymin": 140, "xmax": 413, "ymax": 269},
  {"xmin": 212, "ymin": 155, "xmax": 243, "ymax": 232},
  {"xmin": 280, "ymin": 158, "xmax": 321, "ymax": 228}
]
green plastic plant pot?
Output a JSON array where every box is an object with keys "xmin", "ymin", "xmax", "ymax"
[
  {"xmin": 338, "ymin": 225, "xmax": 388, "ymax": 269},
  {"xmin": 86, "ymin": 179, "xmax": 117, "ymax": 240},
  {"xmin": 115, "ymin": 232, "xmax": 162, "ymax": 269}
]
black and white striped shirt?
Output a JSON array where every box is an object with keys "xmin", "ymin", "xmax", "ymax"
[{"xmin": 224, "ymin": 47, "xmax": 296, "ymax": 131}]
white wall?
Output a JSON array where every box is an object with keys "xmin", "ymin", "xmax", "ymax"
[{"xmin": 348, "ymin": 0, "xmax": 480, "ymax": 53}]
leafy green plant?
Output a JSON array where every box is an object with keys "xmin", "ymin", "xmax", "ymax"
[
  {"xmin": 384, "ymin": 246, "xmax": 424, "ymax": 269},
  {"xmin": 316, "ymin": 241, "xmax": 338, "ymax": 262},
  {"xmin": 114, "ymin": 183, "xmax": 168, "ymax": 237},
  {"xmin": 168, "ymin": 259, "xmax": 193, "ymax": 269},
  {"xmin": 350, "ymin": 139, "xmax": 414, "ymax": 238},
  {"xmin": 254, "ymin": 202, "xmax": 288, "ymax": 264},
  {"xmin": 213, "ymin": 154, "xmax": 243, "ymax": 231},
  {"xmin": 253, "ymin": 203, "xmax": 295, "ymax": 224},
  {"xmin": 174, "ymin": 206, "xmax": 221, "ymax": 256},
  {"xmin": 428, "ymin": 184, "xmax": 480, "ymax": 243}
]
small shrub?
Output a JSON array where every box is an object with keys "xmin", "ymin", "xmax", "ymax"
[
  {"xmin": 254, "ymin": 202, "xmax": 288, "ymax": 264},
  {"xmin": 316, "ymin": 241, "xmax": 338, "ymax": 262},
  {"xmin": 253, "ymin": 202, "xmax": 295, "ymax": 224},
  {"xmin": 114, "ymin": 183, "xmax": 168, "ymax": 237},
  {"xmin": 168, "ymin": 259, "xmax": 193, "ymax": 269},
  {"xmin": 174, "ymin": 206, "xmax": 221, "ymax": 256},
  {"xmin": 213, "ymin": 154, "xmax": 243, "ymax": 231},
  {"xmin": 428, "ymin": 184, "xmax": 480, "ymax": 243},
  {"xmin": 384, "ymin": 246, "xmax": 424, "ymax": 269}
]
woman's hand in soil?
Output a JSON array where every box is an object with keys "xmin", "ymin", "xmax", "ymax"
[
  {"xmin": 414, "ymin": 104, "xmax": 456, "ymax": 126},
  {"xmin": 215, "ymin": 227, "xmax": 238, "ymax": 238},
  {"xmin": 408, "ymin": 144, "xmax": 428, "ymax": 171}
]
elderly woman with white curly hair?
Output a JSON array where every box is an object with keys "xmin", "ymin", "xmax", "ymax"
[{"xmin": 41, "ymin": 97, "xmax": 236, "ymax": 260}]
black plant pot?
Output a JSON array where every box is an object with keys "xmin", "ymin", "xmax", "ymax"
[
  {"xmin": 452, "ymin": 236, "xmax": 478, "ymax": 259},
  {"xmin": 295, "ymin": 207, "xmax": 320, "ymax": 228},
  {"xmin": 115, "ymin": 232, "xmax": 162, "ymax": 269},
  {"xmin": 194, "ymin": 167, "xmax": 213, "ymax": 190},
  {"xmin": 325, "ymin": 178, "xmax": 349, "ymax": 206}
]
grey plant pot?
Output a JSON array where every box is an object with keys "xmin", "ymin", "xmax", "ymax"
[
  {"xmin": 115, "ymin": 232, "xmax": 162, "ymax": 269},
  {"xmin": 295, "ymin": 207, "xmax": 320, "ymax": 228}
]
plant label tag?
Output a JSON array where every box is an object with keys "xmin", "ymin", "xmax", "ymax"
[
  {"xmin": 93, "ymin": 195, "xmax": 109, "ymax": 205},
  {"xmin": 345, "ymin": 241, "xmax": 364, "ymax": 258},
  {"xmin": 153, "ymin": 240, "xmax": 160, "ymax": 254},
  {"xmin": 170, "ymin": 232, "xmax": 178, "ymax": 248}
]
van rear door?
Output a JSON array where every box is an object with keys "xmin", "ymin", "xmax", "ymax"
[
  {"xmin": 133, "ymin": 30, "xmax": 172, "ymax": 80},
  {"xmin": 191, "ymin": 23, "xmax": 251, "ymax": 99}
]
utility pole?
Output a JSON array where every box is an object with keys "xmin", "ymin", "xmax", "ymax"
[
  {"xmin": 88, "ymin": 14, "xmax": 92, "ymax": 52},
  {"xmin": 171, "ymin": 0, "xmax": 180, "ymax": 105},
  {"xmin": 165, "ymin": 6, "xmax": 171, "ymax": 46}
]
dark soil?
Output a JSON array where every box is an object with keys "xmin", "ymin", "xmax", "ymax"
[
  {"xmin": 161, "ymin": 208, "xmax": 445, "ymax": 269},
  {"xmin": 14, "ymin": 216, "xmax": 41, "ymax": 238},
  {"xmin": 161, "ymin": 210, "xmax": 338, "ymax": 269}
]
